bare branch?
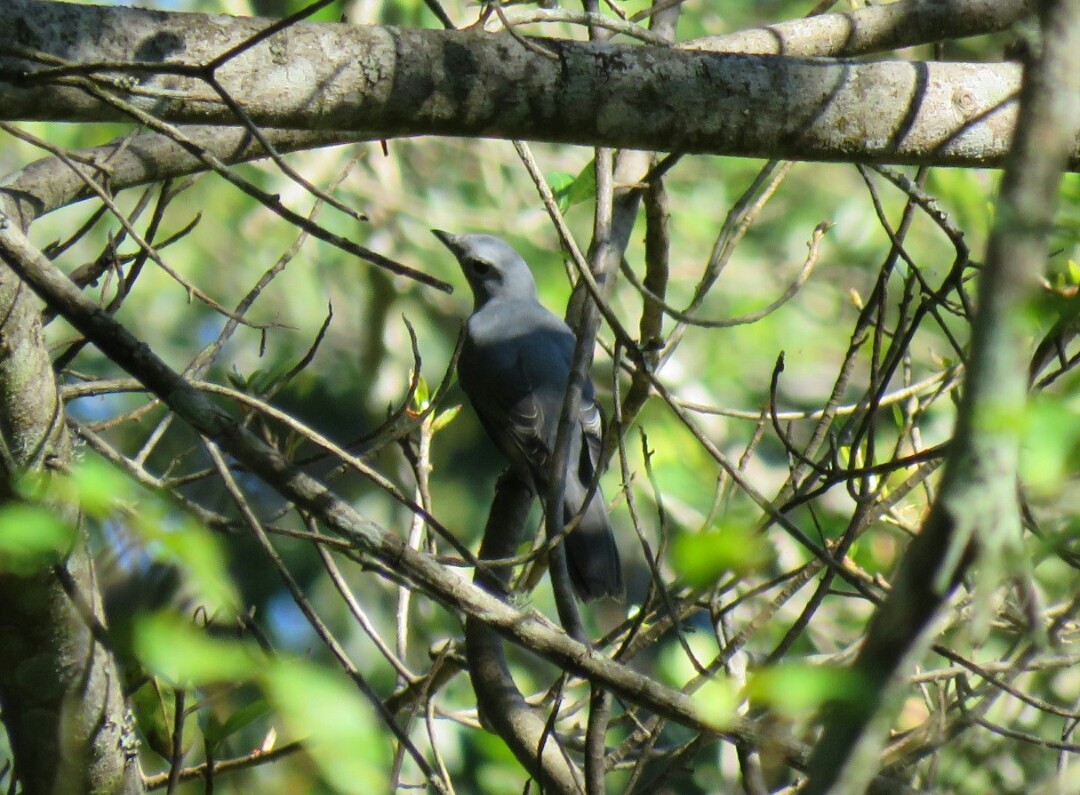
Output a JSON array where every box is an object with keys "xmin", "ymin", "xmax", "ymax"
[{"xmin": 805, "ymin": 0, "xmax": 1080, "ymax": 790}]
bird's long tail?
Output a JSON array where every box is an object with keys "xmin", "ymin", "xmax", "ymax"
[{"xmin": 562, "ymin": 480, "xmax": 623, "ymax": 602}]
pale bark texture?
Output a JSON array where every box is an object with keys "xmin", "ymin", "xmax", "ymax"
[
  {"xmin": 0, "ymin": 0, "xmax": 1048, "ymax": 167},
  {"xmin": 0, "ymin": 220, "xmax": 141, "ymax": 792}
]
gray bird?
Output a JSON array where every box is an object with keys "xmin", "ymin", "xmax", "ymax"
[{"xmin": 434, "ymin": 230, "xmax": 623, "ymax": 602}]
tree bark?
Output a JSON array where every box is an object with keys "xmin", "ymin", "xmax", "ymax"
[
  {"xmin": 0, "ymin": 0, "xmax": 1047, "ymax": 168},
  {"xmin": 0, "ymin": 222, "xmax": 142, "ymax": 792}
]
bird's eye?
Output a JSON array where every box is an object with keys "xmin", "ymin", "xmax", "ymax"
[{"xmin": 470, "ymin": 260, "xmax": 492, "ymax": 276}]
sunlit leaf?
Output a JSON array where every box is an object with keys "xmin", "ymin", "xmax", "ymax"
[
  {"xmin": 746, "ymin": 663, "xmax": 870, "ymax": 719},
  {"xmin": 552, "ymin": 161, "xmax": 597, "ymax": 212},
  {"xmin": 693, "ymin": 677, "xmax": 739, "ymax": 730},
  {"xmin": 134, "ymin": 612, "xmax": 260, "ymax": 686},
  {"xmin": 262, "ymin": 660, "xmax": 387, "ymax": 795},
  {"xmin": 68, "ymin": 458, "xmax": 135, "ymax": 517},
  {"xmin": 413, "ymin": 373, "xmax": 430, "ymax": 411},
  {"xmin": 548, "ymin": 171, "xmax": 575, "ymax": 193},
  {"xmin": 432, "ymin": 404, "xmax": 461, "ymax": 432},
  {"xmin": 1021, "ymin": 395, "xmax": 1080, "ymax": 493},
  {"xmin": 0, "ymin": 503, "xmax": 75, "ymax": 573},
  {"xmin": 671, "ymin": 525, "xmax": 772, "ymax": 587},
  {"xmin": 1068, "ymin": 259, "xmax": 1080, "ymax": 285},
  {"xmin": 14, "ymin": 458, "xmax": 132, "ymax": 519},
  {"xmin": 204, "ymin": 697, "xmax": 273, "ymax": 751},
  {"xmin": 126, "ymin": 507, "xmax": 237, "ymax": 613}
]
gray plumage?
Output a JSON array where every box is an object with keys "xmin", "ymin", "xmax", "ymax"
[{"xmin": 434, "ymin": 230, "xmax": 623, "ymax": 602}]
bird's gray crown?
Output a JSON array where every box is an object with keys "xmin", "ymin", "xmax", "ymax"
[{"xmin": 433, "ymin": 230, "xmax": 538, "ymax": 308}]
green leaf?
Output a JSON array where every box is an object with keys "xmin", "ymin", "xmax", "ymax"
[
  {"xmin": 891, "ymin": 403, "xmax": 905, "ymax": 431},
  {"xmin": 133, "ymin": 612, "xmax": 260, "ymax": 687},
  {"xmin": 248, "ymin": 361, "xmax": 294, "ymax": 396},
  {"xmin": 14, "ymin": 458, "xmax": 133, "ymax": 519},
  {"xmin": 203, "ymin": 697, "xmax": 273, "ymax": 751},
  {"xmin": 432, "ymin": 404, "xmax": 461, "ymax": 432},
  {"xmin": 0, "ymin": 503, "xmax": 75, "ymax": 573},
  {"xmin": 66, "ymin": 458, "xmax": 134, "ymax": 518},
  {"xmin": 129, "ymin": 678, "xmax": 196, "ymax": 760},
  {"xmin": 671, "ymin": 525, "xmax": 772, "ymax": 587},
  {"xmin": 745, "ymin": 663, "xmax": 870, "ymax": 719},
  {"xmin": 146, "ymin": 517, "xmax": 237, "ymax": 613},
  {"xmin": 228, "ymin": 361, "xmax": 293, "ymax": 395},
  {"xmin": 548, "ymin": 171, "xmax": 575, "ymax": 194},
  {"xmin": 1068, "ymin": 259, "xmax": 1080, "ymax": 285},
  {"xmin": 226, "ymin": 366, "xmax": 248, "ymax": 390},
  {"xmin": 20, "ymin": 456, "xmax": 236, "ymax": 611},
  {"xmin": 693, "ymin": 677, "xmax": 739, "ymax": 730},
  {"xmin": 262, "ymin": 660, "xmax": 388, "ymax": 795},
  {"xmin": 552, "ymin": 162, "xmax": 597, "ymax": 212},
  {"xmin": 1021, "ymin": 395, "xmax": 1080, "ymax": 493},
  {"xmin": 413, "ymin": 373, "xmax": 430, "ymax": 411}
]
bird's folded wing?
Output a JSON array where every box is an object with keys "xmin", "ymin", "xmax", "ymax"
[
  {"xmin": 467, "ymin": 351, "xmax": 552, "ymax": 476},
  {"xmin": 576, "ymin": 399, "xmax": 603, "ymax": 485}
]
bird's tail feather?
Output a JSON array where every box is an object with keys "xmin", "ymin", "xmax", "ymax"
[{"xmin": 563, "ymin": 484, "xmax": 623, "ymax": 602}]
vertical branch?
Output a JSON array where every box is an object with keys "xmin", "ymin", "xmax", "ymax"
[
  {"xmin": 464, "ymin": 473, "xmax": 584, "ymax": 795},
  {"xmin": 0, "ymin": 202, "xmax": 142, "ymax": 793},
  {"xmin": 619, "ymin": 164, "xmax": 671, "ymax": 426},
  {"xmin": 397, "ymin": 412, "xmax": 436, "ymax": 681}
]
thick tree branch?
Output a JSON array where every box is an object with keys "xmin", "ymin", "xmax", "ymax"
[
  {"xmin": 804, "ymin": 0, "xmax": 1080, "ymax": 792},
  {"xmin": 0, "ymin": 125, "xmax": 360, "ymax": 229},
  {"xmin": 684, "ymin": 0, "xmax": 1033, "ymax": 57},
  {"xmin": 0, "ymin": 0, "xmax": 1049, "ymax": 168},
  {"xmin": 0, "ymin": 171, "xmax": 142, "ymax": 795}
]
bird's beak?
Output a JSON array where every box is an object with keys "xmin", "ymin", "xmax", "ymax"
[{"xmin": 431, "ymin": 229, "xmax": 463, "ymax": 257}]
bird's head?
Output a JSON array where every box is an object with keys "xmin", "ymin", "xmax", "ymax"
[{"xmin": 433, "ymin": 230, "xmax": 538, "ymax": 309}]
